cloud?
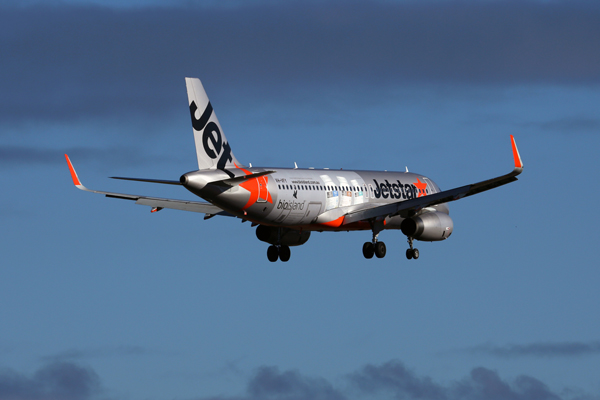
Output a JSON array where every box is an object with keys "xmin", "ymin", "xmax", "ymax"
[
  {"xmin": 1, "ymin": 358, "xmax": 595, "ymax": 400},
  {"xmin": 40, "ymin": 345, "xmax": 152, "ymax": 363},
  {"xmin": 0, "ymin": 146, "xmax": 177, "ymax": 168},
  {"xmin": 521, "ymin": 117, "xmax": 600, "ymax": 133},
  {"xmin": 452, "ymin": 367, "xmax": 561, "ymax": 400},
  {"xmin": 197, "ymin": 359, "xmax": 588, "ymax": 400},
  {"xmin": 350, "ymin": 361, "xmax": 564, "ymax": 400},
  {"xmin": 470, "ymin": 341, "xmax": 600, "ymax": 358},
  {"xmin": 0, "ymin": 1, "xmax": 599, "ymax": 125},
  {"xmin": 0, "ymin": 361, "xmax": 100, "ymax": 400},
  {"xmin": 348, "ymin": 360, "xmax": 447, "ymax": 399},
  {"xmin": 246, "ymin": 366, "xmax": 346, "ymax": 400}
]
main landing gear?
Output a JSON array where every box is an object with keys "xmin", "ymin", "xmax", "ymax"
[
  {"xmin": 362, "ymin": 241, "xmax": 386, "ymax": 259},
  {"xmin": 405, "ymin": 236, "xmax": 419, "ymax": 260},
  {"xmin": 362, "ymin": 219, "xmax": 420, "ymax": 260},
  {"xmin": 267, "ymin": 245, "xmax": 291, "ymax": 262},
  {"xmin": 363, "ymin": 227, "xmax": 386, "ymax": 259}
]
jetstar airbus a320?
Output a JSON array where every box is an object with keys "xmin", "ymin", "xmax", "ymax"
[{"xmin": 65, "ymin": 78, "xmax": 524, "ymax": 262}]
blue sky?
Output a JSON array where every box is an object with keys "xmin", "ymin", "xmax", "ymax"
[{"xmin": 1, "ymin": 1, "xmax": 600, "ymax": 399}]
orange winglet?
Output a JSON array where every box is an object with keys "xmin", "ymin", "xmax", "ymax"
[
  {"xmin": 510, "ymin": 135, "xmax": 523, "ymax": 169},
  {"xmin": 65, "ymin": 154, "xmax": 82, "ymax": 186}
]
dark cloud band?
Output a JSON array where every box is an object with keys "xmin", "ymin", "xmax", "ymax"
[
  {"xmin": 0, "ymin": 1, "xmax": 599, "ymax": 123},
  {"xmin": 471, "ymin": 341, "xmax": 600, "ymax": 357}
]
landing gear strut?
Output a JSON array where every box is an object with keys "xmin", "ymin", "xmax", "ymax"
[
  {"xmin": 405, "ymin": 237, "xmax": 419, "ymax": 260},
  {"xmin": 267, "ymin": 245, "xmax": 291, "ymax": 262},
  {"xmin": 363, "ymin": 222, "xmax": 386, "ymax": 259}
]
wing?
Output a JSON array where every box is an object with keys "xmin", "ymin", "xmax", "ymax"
[
  {"xmin": 343, "ymin": 135, "xmax": 524, "ymax": 224},
  {"xmin": 65, "ymin": 155, "xmax": 231, "ymax": 217}
]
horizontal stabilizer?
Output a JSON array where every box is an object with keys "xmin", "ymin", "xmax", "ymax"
[
  {"xmin": 111, "ymin": 176, "xmax": 182, "ymax": 185},
  {"xmin": 65, "ymin": 154, "xmax": 231, "ymax": 217}
]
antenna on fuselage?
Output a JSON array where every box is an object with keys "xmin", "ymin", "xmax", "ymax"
[
  {"xmin": 405, "ymin": 166, "xmax": 409, "ymax": 172},
  {"xmin": 294, "ymin": 162, "xmax": 298, "ymax": 169},
  {"xmin": 249, "ymin": 163, "xmax": 253, "ymax": 168}
]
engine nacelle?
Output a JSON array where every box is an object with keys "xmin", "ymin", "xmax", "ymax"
[
  {"xmin": 400, "ymin": 211, "xmax": 453, "ymax": 241},
  {"xmin": 256, "ymin": 225, "xmax": 311, "ymax": 246}
]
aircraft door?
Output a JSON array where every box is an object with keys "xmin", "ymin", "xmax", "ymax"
[{"xmin": 256, "ymin": 176, "xmax": 269, "ymax": 203}]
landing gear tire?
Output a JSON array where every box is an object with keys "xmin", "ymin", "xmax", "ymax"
[
  {"xmin": 375, "ymin": 241, "xmax": 386, "ymax": 258},
  {"xmin": 267, "ymin": 245, "xmax": 279, "ymax": 262},
  {"xmin": 279, "ymin": 245, "xmax": 291, "ymax": 262},
  {"xmin": 362, "ymin": 242, "xmax": 375, "ymax": 259},
  {"xmin": 406, "ymin": 248, "xmax": 420, "ymax": 260}
]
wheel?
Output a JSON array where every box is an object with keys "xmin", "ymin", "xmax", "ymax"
[
  {"xmin": 362, "ymin": 242, "xmax": 374, "ymax": 259},
  {"xmin": 375, "ymin": 241, "xmax": 386, "ymax": 258},
  {"xmin": 267, "ymin": 245, "xmax": 279, "ymax": 262},
  {"xmin": 406, "ymin": 249, "xmax": 413, "ymax": 259},
  {"xmin": 412, "ymin": 248, "xmax": 419, "ymax": 259},
  {"xmin": 279, "ymin": 245, "xmax": 291, "ymax": 262}
]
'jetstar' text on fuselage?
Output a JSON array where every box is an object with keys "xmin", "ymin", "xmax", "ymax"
[{"xmin": 372, "ymin": 179, "xmax": 418, "ymax": 200}]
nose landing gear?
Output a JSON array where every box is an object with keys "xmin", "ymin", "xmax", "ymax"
[{"xmin": 405, "ymin": 237, "xmax": 419, "ymax": 260}]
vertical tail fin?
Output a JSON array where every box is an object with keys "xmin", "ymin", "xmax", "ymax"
[{"xmin": 185, "ymin": 78, "xmax": 242, "ymax": 170}]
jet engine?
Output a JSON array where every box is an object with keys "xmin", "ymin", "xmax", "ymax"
[
  {"xmin": 400, "ymin": 211, "xmax": 453, "ymax": 241},
  {"xmin": 256, "ymin": 225, "xmax": 311, "ymax": 246}
]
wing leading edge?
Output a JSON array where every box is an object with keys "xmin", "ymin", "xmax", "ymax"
[
  {"xmin": 65, "ymin": 155, "xmax": 230, "ymax": 217},
  {"xmin": 343, "ymin": 135, "xmax": 524, "ymax": 224}
]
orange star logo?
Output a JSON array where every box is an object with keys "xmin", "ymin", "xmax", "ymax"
[
  {"xmin": 236, "ymin": 166, "xmax": 273, "ymax": 210},
  {"xmin": 413, "ymin": 178, "xmax": 428, "ymax": 198}
]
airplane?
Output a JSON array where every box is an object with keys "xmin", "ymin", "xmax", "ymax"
[{"xmin": 65, "ymin": 77, "xmax": 523, "ymax": 262}]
